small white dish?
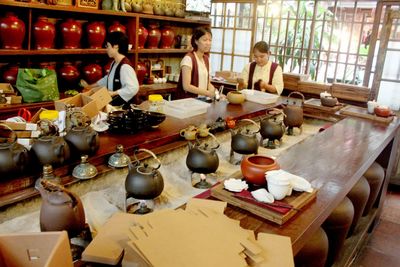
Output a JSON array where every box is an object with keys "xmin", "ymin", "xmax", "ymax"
[
  {"xmin": 224, "ymin": 178, "xmax": 248, "ymax": 192},
  {"xmin": 251, "ymin": 188, "xmax": 274, "ymax": 203}
]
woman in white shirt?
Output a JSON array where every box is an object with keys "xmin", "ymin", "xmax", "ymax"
[
  {"xmin": 241, "ymin": 41, "xmax": 284, "ymax": 95},
  {"xmin": 86, "ymin": 32, "xmax": 139, "ymax": 106},
  {"xmin": 177, "ymin": 27, "xmax": 217, "ymax": 98}
]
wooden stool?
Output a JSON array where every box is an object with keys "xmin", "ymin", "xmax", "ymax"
[
  {"xmin": 346, "ymin": 176, "xmax": 370, "ymax": 236},
  {"xmin": 294, "ymin": 227, "xmax": 329, "ymax": 267},
  {"xmin": 362, "ymin": 162, "xmax": 385, "ymax": 216},
  {"xmin": 322, "ymin": 196, "xmax": 354, "ymax": 267}
]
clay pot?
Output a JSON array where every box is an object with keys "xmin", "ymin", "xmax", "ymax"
[
  {"xmin": 86, "ymin": 21, "xmax": 106, "ymax": 49},
  {"xmin": 160, "ymin": 25, "xmax": 175, "ymax": 49},
  {"xmin": 320, "ymin": 95, "xmax": 338, "ymax": 107},
  {"xmin": 82, "ymin": 63, "xmax": 103, "ymax": 84},
  {"xmin": 260, "ymin": 108, "xmax": 285, "ymax": 143},
  {"xmin": 125, "ymin": 148, "xmax": 164, "ymax": 200},
  {"xmin": 0, "ymin": 124, "xmax": 30, "ymax": 177},
  {"xmin": 230, "ymin": 119, "xmax": 260, "ymax": 155},
  {"xmin": 58, "ymin": 62, "xmax": 80, "ymax": 84},
  {"xmin": 374, "ymin": 105, "xmax": 393, "ymax": 117},
  {"xmin": 142, "ymin": 3, "xmax": 154, "ymax": 14},
  {"xmin": 33, "ymin": 16, "xmax": 55, "ymax": 49},
  {"xmin": 37, "ymin": 179, "xmax": 86, "ymax": 237},
  {"xmin": 0, "ymin": 12, "xmax": 26, "ymax": 49},
  {"xmin": 138, "ymin": 23, "xmax": 148, "ymax": 49},
  {"xmin": 146, "ymin": 23, "xmax": 161, "ymax": 49},
  {"xmin": 240, "ymin": 155, "xmax": 280, "ymax": 186},
  {"xmin": 2, "ymin": 64, "xmax": 19, "ymax": 84},
  {"xmin": 283, "ymin": 91, "xmax": 304, "ymax": 129},
  {"xmin": 64, "ymin": 126, "xmax": 100, "ymax": 157},
  {"xmin": 60, "ymin": 18, "xmax": 82, "ymax": 49},
  {"xmin": 108, "ymin": 21, "xmax": 126, "ymax": 34},
  {"xmin": 31, "ymin": 136, "xmax": 71, "ymax": 167},
  {"xmin": 103, "ymin": 60, "xmax": 113, "ymax": 75},
  {"xmin": 136, "ymin": 61, "xmax": 147, "ymax": 85},
  {"xmin": 227, "ymin": 91, "xmax": 245, "ymax": 104},
  {"xmin": 186, "ymin": 133, "xmax": 220, "ymax": 174}
]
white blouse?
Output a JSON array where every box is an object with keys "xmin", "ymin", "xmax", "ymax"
[
  {"xmin": 241, "ymin": 61, "xmax": 284, "ymax": 95},
  {"xmin": 180, "ymin": 53, "xmax": 210, "ymax": 91}
]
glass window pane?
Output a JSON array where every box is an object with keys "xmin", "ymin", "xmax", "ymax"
[
  {"xmin": 234, "ymin": 30, "xmax": 252, "ymax": 55},
  {"xmin": 223, "ymin": 55, "xmax": 232, "ymax": 70},
  {"xmin": 210, "ymin": 54, "xmax": 222, "ymax": 74},
  {"xmin": 233, "ymin": 56, "xmax": 249, "ymax": 73},
  {"xmin": 211, "ymin": 29, "xmax": 223, "ymax": 53},
  {"xmin": 224, "ymin": 30, "xmax": 233, "ymax": 54}
]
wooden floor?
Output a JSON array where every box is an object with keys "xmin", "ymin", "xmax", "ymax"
[{"xmin": 352, "ymin": 184, "xmax": 400, "ymax": 266}]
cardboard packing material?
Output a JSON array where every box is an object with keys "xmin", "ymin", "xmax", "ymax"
[
  {"xmin": 0, "ymin": 231, "xmax": 73, "ymax": 267},
  {"xmin": 0, "ymin": 83, "xmax": 16, "ymax": 95},
  {"xmin": 54, "ymin": 87, "xmax": 111, "ymax": 119}
]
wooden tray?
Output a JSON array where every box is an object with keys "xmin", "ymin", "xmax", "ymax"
[
  {"xmin": 210, "ymin": 180, "xmax": 317, "ymax": 225},
  {"xmin": 340, "ymin": 105, "xmax": 395, "ymax": 124},
  {"xmin": 304, "ymin": 98, "xmax": 344, "ymax": 112}
]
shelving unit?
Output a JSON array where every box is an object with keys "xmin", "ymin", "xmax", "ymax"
[{"xmin": 0, "ymin": 1, "xmax": 210, "ymax": 90}]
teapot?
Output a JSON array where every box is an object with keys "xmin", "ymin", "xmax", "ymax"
[
  {"xmin": 180, "ymin": 125, "xmax": 198, "ymax": 141},
  {"xmin": 282, "ymin": 91, "xmax": 305, "ymax": 135},
  {"xmin": 198, "ymin": 123, "xmax": 210, "ymax": 138},
  {"xmin": 125, "ymin": 148, "xmax": 164, "ymax": 201},
  {"xmin": 36, "ymin": 179, "xmax": 86, "ymax": 237},
  {"xmin": 186, "ymin": 133, "xmax": 220, "ymax": 174},
  {"xmin": 230, "ymin": 118, "xmax": 260, "ymax": 155},
  {"xmin": 64, "ymin": 125, "xmax": 99, "ymax": 157},
  {"xmin": 0, "ymin": 124, "xmax": 30, "ymax": 177},
  {"xmin": 260, "ymin": 108, "xmax": 286, "ymax": 148}
]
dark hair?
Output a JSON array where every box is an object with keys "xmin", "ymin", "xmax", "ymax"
[
  {"xmin": 191, "ymin": 27, "xmax": 212, "ymax": 51},
  {"xmin": 106, "ymin": 31, "xmax": 129, "ymax": 56},
  {"xmin": 253, "ymin": 41, "xmax": 270, "ymax": 53}
]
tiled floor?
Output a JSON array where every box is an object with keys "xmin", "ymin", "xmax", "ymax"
[{"xmin": 352, "ymin": 184, "xmax": 400, "ymax": 266}]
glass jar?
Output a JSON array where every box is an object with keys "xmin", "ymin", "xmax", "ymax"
[{"xmin": 148, "ymin": 94, "xmax": 164, "ymax": 113}]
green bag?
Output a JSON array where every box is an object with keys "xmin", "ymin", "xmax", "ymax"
[{"xmin": 16, "ymin": 68, "xmax": 59, "ymax": 103}]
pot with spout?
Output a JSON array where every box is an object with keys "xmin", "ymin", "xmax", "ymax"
[
  {"xmin": 186, "ymin": 133, "xmax": 220, "ymax": 174},
  {"xmin": 260, "ymin": 108, "xmax": 286, "ymax": 148},
  {"xmin": 283, "ymin": 91, "xmax": 305, "ymax": 135},
  {"xmin": 0, "ymin": 124, "xmax": 30, "ymax": 177},
  {"xmin": 64, "ymin": 125, "xmax": 99, "ymax": 157},
  {"xmin": 125, "ymin": 148, "xmax": 164, "ymax": 201},
  {"xmin": 36, "ymin": 179, "xmax": 86, "ymax": 237},
  {"xmin": 230, "ymin": 118, "xmax": 260, "ymax": 156}
]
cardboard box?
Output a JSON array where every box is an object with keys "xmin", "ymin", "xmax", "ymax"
[
  {"xmin": 0, "ymin": 231, "xmax": 73, "ymax": 267},
  {"xmin": 54, "ymin": 87, "xmax": 111, "ymax": 118},
  {"xmin": 0, "ymin": 83, "xmax": 16, "ymax": 95},
  {"xmin": 0, "ymin": 121, "xmax": 38, "ymax": 131}
]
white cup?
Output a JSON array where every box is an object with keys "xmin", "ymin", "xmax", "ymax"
[
  {"xmin": 367, "ymin": 100, "xmax": 378, "ymax": 114},
  {"xmin": 268, "ymin": 182, "xmax": 291, "ymax": 200}
]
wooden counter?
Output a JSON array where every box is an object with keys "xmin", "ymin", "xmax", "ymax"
[
  {"xmin": 0, "ymin": 99, "xmax": 279, "ymax": 207},
  {"xmin": 219, "ymin": 116, "xmax": 400, "ymax": 259}
]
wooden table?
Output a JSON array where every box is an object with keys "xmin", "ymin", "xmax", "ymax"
[{"xmin": 220, "ymin": 116, "xmax": 400, "ymax": 260}]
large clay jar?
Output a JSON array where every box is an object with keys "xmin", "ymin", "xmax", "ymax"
[
  {"xmin": 31, "ymin": 136, "xmax": 71, "ymax": 167},
  {"xmin": 64, "ymin": 126, "xmax": 100, "ymax": 157},
  {"xmin": 240, "ymin": 155, "xmax": 279, "ymax": 186},
  {"xmin": 138, "ymin": 23, "xmax": 148, "ymax": 49},
  {"xmin": 60, "ymin": 18, "xmax": 82, "ymax": 49},
  {"xmin": 33, "ymin": 16, "xmax": 55, "ymax": 49},
  {"xmin": 283, "ymin": 91, "xmax": 304, "ymax": 130},
  {"xmin": 0, "ymin": 125, "xmax": 30, "ymax": 178},
  {"xmin": 2, "ymin": 64, "xmax": 19, "ymax": 84},
  {"xmin": 58, "ymin": 62, "xmax": 80, "ymax": 84},
  {"xmin": 160, "ymin": 25, "xmax": 175, "ymax": 49},
  {"xmin": 86, "ymin": 21, "xmax": 106, "ymax": 49},
  {"xmin": 82, "ymin": 63, "xmax": 103, "ymax": 84},
  {"xmin": 103, "ymin": 59, "xmax": 113, "ymax": 75},
  {"xmin": 108, "ymin": 21, "xmax": 126, "ymax": 34},
  {"xmin": 37, "ymin": 179, "xmax": 86, "ymax": 237},
  {"xmin": 0, "ymin": 12, "xmax": 25, "ymax": 49},
  {"xmin": 146, "ymin": 23, "xmax": 161, "ymax": 49},
  {"xmin": 346, "ymin": 176, "xmax": 370, "ymax": 236},
  {"xmin": 136, "ymin": 61, "xmax": 147, "ymax": 85}
]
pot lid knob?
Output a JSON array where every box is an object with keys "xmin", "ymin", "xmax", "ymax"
[{"xmin": 108, "ymin": 144, "xmax": 131, "ymax": 168}]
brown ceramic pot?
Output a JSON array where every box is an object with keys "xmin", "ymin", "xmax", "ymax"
[
  {"xmin": 240, "ymin": 155, "xmax": 280, "ymax": 186},
  {"xmin": 283, "ymin": 91, "xmax": 304, "ymax": 129},
  {"xmin": 33, "ymin": 16, "xmax": 55, "ymax": 49},
  {"xmin": 60, "ymin": 18, "xmax": 82, "ymax": 49},
  {"xmin": 227, "ymin": 91, "xmax": 245, "ymax": 104},
  {"xmin": 0, "ymin": 12, "xmax": 25, "ymax": 49},
  {"xmin": 64, "ymin": 125, "xmax": 99, "ymax": 157},
  {"xmin": 108, "ymin": 21, "xmax": 126, "ymax": 34}
]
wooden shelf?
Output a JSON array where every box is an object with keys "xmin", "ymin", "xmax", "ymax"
[
  {"xmin": 139, "ymin": 48, "xmax": 191, "ymax": 54},
  {"xmin": 0, "ymin": 48, "xmax": 138, "ymax": 56}
]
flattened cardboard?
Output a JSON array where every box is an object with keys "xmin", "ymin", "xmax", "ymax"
[
  {"xmin": 253, "ymin": 233, "xmax": 294, "ymax": 267},
  {"xmin": 185, "ymin": 198, "xmax": 227, "ymax": 214},
  {"xmin": 0, "ymin": 231, "xmax": 72, "ymax": 267}
]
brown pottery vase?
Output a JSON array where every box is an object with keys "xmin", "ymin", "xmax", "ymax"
[
  {"xmin": 160, "ymin": 25, "xmax": 175, "ymax": 49},
  {"xmin": 146, "ymin": 23, "xmax": 161, "ymax": 49},
  {"xmin": 138, "ymin": 23, "xmax": 148, "ymax": 49},
  {"xmin": 2, "ymin": 64, "xmax": 19, "ymax": 84},
  {"xmin": 59, "ymin": 62, "xmax": 80, "ymax": 84},
  {"xmin": 82, "ymin": 63, "xmax": 103, "ymax": 84},
  {"xmin": 108, "ymin": 21, "xmax": 126, "ymax": 34},
  {"xmin": 240, "ymin": 155, "xmax": 279, "ymax": 186},
  {"xmin": 136, "ymin": 61, "xmax": 147, "ymax": 85}
]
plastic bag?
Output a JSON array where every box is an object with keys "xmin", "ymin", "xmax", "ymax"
[{"xmin": 16, "ymin": 68, "xmax": 59, "ymax": 103}]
